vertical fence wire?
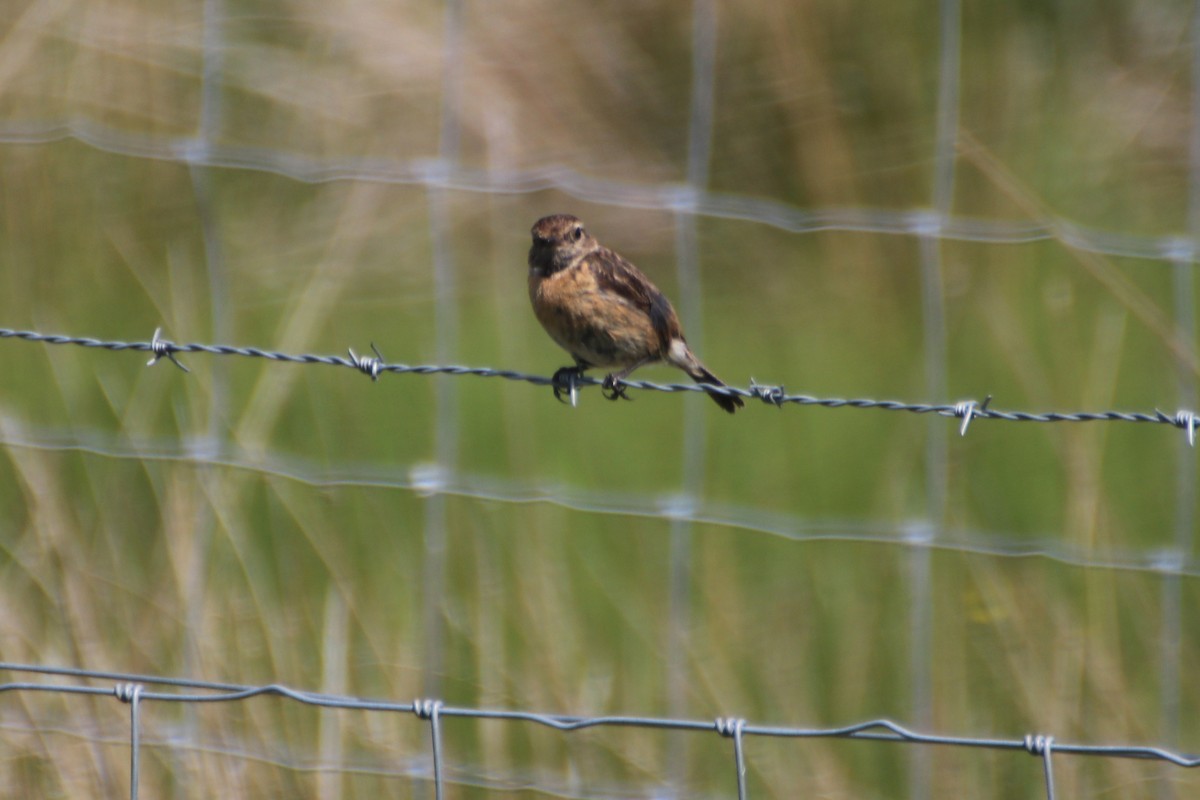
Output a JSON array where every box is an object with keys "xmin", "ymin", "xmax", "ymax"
[
  {"xmin": 132, "ymin": 685, "xmax": 142, "ymax": 800},
  {"xmin": 3, "ymin": 4, "xmax": 1197, "ymax": 798},
  {"xmin": 1030, "ymin": 735, "xmax": 1057, "ymax": 800},
  {"xmin": 318, "ymin": 589, "xmax": 349, "ymax": 800},
  {"xmin": 115, "ymin": 683, "xmax": 145, "ymax": 800},
  {"xmin": 419, "ymin": 3, "xmax": 465, "ymax": 794},
  {"xmin": 413, "ymin": 700, "xmax": 446, "ymax": 800},
  {"xmin": 666, "ymin": 1, "xmax": 720, "ymax": 794},
  {"xmin": 1160, "ymin": 6, "xmax": 1200, "ymax": 798},
  {"xmin": 182, "ymin": 4, "xmax": 230, "ymax": 796},
  {"xmin": 1158, "ymin": 541, "xmax": 1185, "ymax": 800},
  {"xmin": 666, "ymin": 514, "xmax": 693, "ymax": 796},
  {"xmin": 716, "ymin": 717, "xmax": 749, "ymax": 800},
  {"xmin": 912, "ymin": 0, "xmax": 962, "ymax": 796},
  {"xmin": 668, "ymin": 212, "xmax": 704, "ymax": 788},
  {"xmin": 193, "ymin": 0, "xmax": 231, "ymax": 439}
]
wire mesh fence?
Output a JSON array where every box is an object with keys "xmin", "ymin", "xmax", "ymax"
[
  {"xmin": 2, "ymin": 0, "xmax": 1199, "ymax": 798},
  {"xmin": 3, "ymin": 662, "xmax": 1198, "ymax": 800},
  {"xmin": 4, "ymin": 118, "xmax": 1200, "ymax": 263},
  {"xmin": 3, "ymin": 325, "xmax": 1200, "ymax": 796}
]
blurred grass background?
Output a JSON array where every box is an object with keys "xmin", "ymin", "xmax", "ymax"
[{"xmin": 1, "ymin": 0, "xmax": 1199, "ymax": 797}]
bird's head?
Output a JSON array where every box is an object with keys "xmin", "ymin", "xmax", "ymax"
[{"xmin": 528, "ymin": 214, "xmax": 597, "ymax": 275}]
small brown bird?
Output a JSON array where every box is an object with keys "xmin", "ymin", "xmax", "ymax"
[{"xmin": 527, "ymin": 213, "xmax": 744, "ymax": 413}]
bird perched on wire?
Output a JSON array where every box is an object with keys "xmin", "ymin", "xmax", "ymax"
[{"xmin": 527, "ymin": 213, "xmax": 744, "ymax": 413}]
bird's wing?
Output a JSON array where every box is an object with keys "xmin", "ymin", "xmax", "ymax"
[{"xmin": 589, "ymin": 248, "xmax": 679, "ymax": 351}]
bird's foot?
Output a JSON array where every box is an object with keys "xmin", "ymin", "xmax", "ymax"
[
  {"xmin": 551, "ymin": 366, "xmax": 585, "ymax": 407},
  {"xmin": 601, "ymin": 373, "xmax": 631, "ymax": 402}
]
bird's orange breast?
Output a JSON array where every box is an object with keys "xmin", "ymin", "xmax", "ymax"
[{"xmin": 529, "ymin": 264, "xmax": 660, "ymax": 369}]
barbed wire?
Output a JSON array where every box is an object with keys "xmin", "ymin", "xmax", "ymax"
[
  {"xmin": 2, "ymin": 11, "xmax": 1197, "ymax": 800},
  {"xmin": 2, "ymin": 327, "xmax": 1198, "ymax": 444},
  {"xmin": 4, "ymin": 7, "xmax": 1197, "ymax": 800},
  {"xmin": 0, "ymin": 662, "xmax": 1195, "ymax": 800}
]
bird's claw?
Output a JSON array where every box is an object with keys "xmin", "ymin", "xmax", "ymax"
[
  {"xmin": 551, "ymin": 366, "xmax": 584, "ymax": 407},
  {"xmin": 601, "ymin": 374, "xmax": 631, "ymax": 402}
]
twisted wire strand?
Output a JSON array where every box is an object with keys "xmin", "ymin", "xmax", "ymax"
[
  {"xmin": 0, "ymin": 663, "xmax": 1196, "ymax": 769},
  {"xmin": 3, "ymin": 328, "xmax": 1196, "ymax": 439}
]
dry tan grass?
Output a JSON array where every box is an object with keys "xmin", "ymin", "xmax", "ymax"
[{"xmin": 0, "ymin": 0, "xmax": 1198, "ymax": 796}]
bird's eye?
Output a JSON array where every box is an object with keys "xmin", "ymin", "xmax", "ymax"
[{"xmin": 571, "ymin": 226, "xmax": 584, "ymax": 242}]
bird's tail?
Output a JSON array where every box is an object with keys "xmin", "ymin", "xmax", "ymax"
[
  {"xmin": 667, "ymin": 339, "xmax": 744, "ymax": 414},
  {"xmin": 686, "ymin": 363, "xmax": 744, "ymax": 414}
]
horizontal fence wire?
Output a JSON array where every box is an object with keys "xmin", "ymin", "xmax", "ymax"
[
  {"xmin": 2, "ymin": 119, "xmax": 1198, "ymax": 264},
  {"xmin": 1, "ymin": 417, "xmax": 1196, "ymax": 579},
  {"xmin": 3, "ymin": 11, "xmax": 1197, "ymax": 800},
  {"xmin": 1, "ymin": 662, "xmax": 1197, "ymax": 800},
  {"xmin": 3, "ymin": 104, "xmax": 1198, "ymax": 800},
  {"xmin": 2, "ymin": 327, "xmax": 1199, "ymax": 443}
]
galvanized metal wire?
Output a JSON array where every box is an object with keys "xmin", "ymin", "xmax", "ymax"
[
  {"xmin": 2, "ymin": 118, "xmax": 1197, "ymax": 266},
  {"xmin": 1, "ymin": 662, "xmax": 1196, "ymax": 800},
  {"xmin": 3, "ymin": 6, "xmax": 1199, "ymax": 798},
  {"xmin": 2, "ymin": 327, "xmax": 1197, "ymax": 444},
  {"xmin": 1, "ymin": 416, "xmax": 1195, "ymax": 580}
]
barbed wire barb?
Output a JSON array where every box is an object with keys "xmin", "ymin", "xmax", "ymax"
[
  {"xmin": 348, "ymin": 342, "xmax": 386, "ymax": 381},
  {"xmin": 3, "ymin": 5, "xmax": 1197, "ymax": 795},
  {"xmin": 955, "ymin": 394, "xmax": 993, "ymax": 437},
  {"xmin": 749, "ymin": 378, "xmax": 786, "ymax": 407},
  {"xmin": 2, "ymin": 327, "xmax": 1198, "ymax": 438},
  {"xmin": 146, "ymin": 328, "xmax": 189, "ymax": 373},
  {"xmin": 1176, "ymin": 409, "xmax": 1196, "ymax": 447}
]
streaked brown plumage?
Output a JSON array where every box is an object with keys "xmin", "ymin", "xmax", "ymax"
[{"xmin": 527, "ymin": 213, "xmax": 743, "ymax": 413}]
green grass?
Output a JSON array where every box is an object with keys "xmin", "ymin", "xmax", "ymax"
[{"xmin": 1, "ymin": 0, "xmax": 1199, "ymax": 796}]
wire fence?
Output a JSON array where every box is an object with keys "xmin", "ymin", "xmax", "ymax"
[
  {"xmin": 3, "ymin": 1, "xmax": 1199, "ymax": 798},
  {"xmin": 6, "ymin": 323, "xmax": 1200, "ymax": 583},
  {"xmin": 4, "ymin": 323, "xmax": 1197, "ymax": 793},
  {"xmin": 2, "ymin": 413, "xmax": 1197, "ymax": 580},
  {"xmin": 4, "ymin": 118, "xmax": 1199, "ymax": 265},
  {"xmin": 2, "ymin": 662, "xmax": 1198, "ymax": 800},
  {"xmin": 3, "ymin": 327, "xmax": 1199, "ymax": 443}
]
